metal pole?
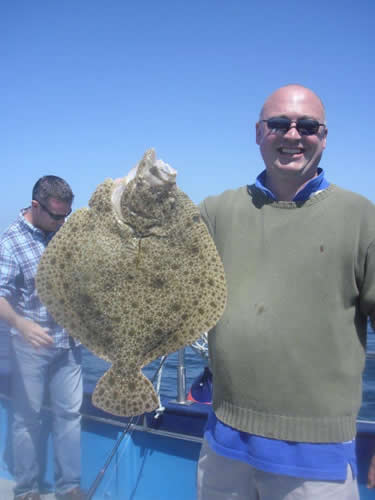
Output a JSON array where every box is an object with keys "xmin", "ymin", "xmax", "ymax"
[
  {"xmin": 176, "ymin": 348, "xmax": 187, "ymax": 403},
  {"xmin": 86, "ymin": 356, "xmax": 168, "ymax": 498},
  {"xmin": 86, "ymin": 420, "xmax": 134, "ymax": 500}
]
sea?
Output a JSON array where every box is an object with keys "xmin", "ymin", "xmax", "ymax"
[{"xmin": 1, "ymin": 322, "xmax": 375, "ymax": 421}]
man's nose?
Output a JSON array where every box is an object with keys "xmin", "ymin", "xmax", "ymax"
[{"xmin": 284, "ymin": 123, "xmax": 302, "ymax": 139}]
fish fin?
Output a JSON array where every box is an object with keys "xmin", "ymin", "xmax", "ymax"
[
  {"xmin": 141, "ymin": 326, "xmax": 203, "ymax": 368},
  {"xmin": 92, "ymin": 367, "xmax": 159, "ymax": 417}
]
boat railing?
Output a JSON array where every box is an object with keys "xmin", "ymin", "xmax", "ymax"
[
  {"xmin": 176, "ymin": 348, "xmax": 187, "ymax": 404},
  {"xmin": 174, "ymin": 332, "xmax": 209, "ymax": 405}
]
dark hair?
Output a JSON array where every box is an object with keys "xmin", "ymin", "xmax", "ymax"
[{"xmin": 32, "ymin": 175, "xmax": 74, "ymax": 205}]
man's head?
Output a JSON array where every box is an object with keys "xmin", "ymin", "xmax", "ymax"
[
  {"xmin": 256, "ymin": 84, "xmax": 328, "ymax": 183},
  {"xmin": 29, "ymin": 175, "xmax": 74, "ymax": 232}
]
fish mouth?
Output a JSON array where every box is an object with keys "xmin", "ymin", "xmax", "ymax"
[
  {"xmin": 122, "ymin": 149, "xmax": 177, "ymax": 188},
  {"xmin": 111, "ymin": 181, "xmax": 127, "ymax": 222},
  {"xmin": 111, "ymin": 149, "xmax": 177, "ymax": 223},
  {"xmin": 149, "ymin": 160, "xmax": 176, "ymax": 186}
]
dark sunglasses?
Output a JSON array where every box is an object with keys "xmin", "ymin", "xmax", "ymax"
[
  {"xmin": 37, "ymin": 200, "xmax": 72, "ymax": 221},
  {"xmin": 261, "ymin": 117, "xmax": 326, "ymax": 136}
]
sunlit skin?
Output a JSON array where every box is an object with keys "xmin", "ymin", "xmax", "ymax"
[
  {"xmin": 25, "ymin": 197, "xmax": 72, "ymax": 233},
  {"xmin": 256, "ymin": 85, "xmax": 328, "ymax": 201}
]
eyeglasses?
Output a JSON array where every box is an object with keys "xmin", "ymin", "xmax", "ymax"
[
  {"xmin": 261, "ymin": 117, "xmax": 326, "ymax": 136},
  {"xmin": 36, "ymin": 200, "xmax": 72, "ymax": 221}
]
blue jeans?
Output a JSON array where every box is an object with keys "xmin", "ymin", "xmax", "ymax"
[{"xmin": 10, "ymin": 335, "xmax": 83, "ymax": 497}]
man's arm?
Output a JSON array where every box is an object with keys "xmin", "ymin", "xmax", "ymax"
[
  {"xmin": 199, "ymin": 198, "xmax": 216, "ymax": 238},
  {"xmin": 0, "ymin": 297, "xmax": 53, "ymax": 348},
  {"xmin": 367, "ymin": 310, "xmax": 375, "ymax": 488},
  {"xmin": 368, "ymin": 452, "xmax": 375, "ymax": 488},
  {"xmin": 0, "ymin": 237, "xmax": 53, "ymax": 348}
]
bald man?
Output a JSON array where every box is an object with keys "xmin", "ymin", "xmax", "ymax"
[{"xmin": 197, "ymin": 85, "xmax": 375, "ymax": 500}]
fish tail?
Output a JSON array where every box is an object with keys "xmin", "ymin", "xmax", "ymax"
[{"xmin": 92, "ymin": 367, "xmax": 159, "ymax": 417}]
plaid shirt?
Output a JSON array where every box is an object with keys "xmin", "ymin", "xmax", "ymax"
[{"xmin": 0, "ymin": 208, "xmax": 75, "ymax": 348}]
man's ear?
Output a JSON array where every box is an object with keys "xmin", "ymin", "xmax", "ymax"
[
  {"xmin": 256, "ymin": 122, "xmax": 262, "ymax": 145},
  {"xmin": 31, "ymin": 200, "xmax": 39, "ymax": 209},
  {"xmin": 320, "ymin": 127, "xmax": 328, "ymax": 150}
]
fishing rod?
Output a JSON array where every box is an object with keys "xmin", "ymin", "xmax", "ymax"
[
  {"xmin": 86, "ymin": 417, "xmax": 137, "ymax": 500},
  {"xmin": 86, "ymin": 354, "xmax": 169, "ymax": 499}
]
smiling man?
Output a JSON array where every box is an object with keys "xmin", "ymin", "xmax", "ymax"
[
  {"xmin": 197, "ymin": 84, "xmax": 375, "ymax": 500},
  {"xmin": 0, "ymin": 176, "xmax": 85, "ymax": 500},
  {"xmin": 256, "ymin": 85, "xmax": 327, "ymax": 200}
]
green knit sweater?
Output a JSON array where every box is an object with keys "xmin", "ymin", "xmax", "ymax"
[{"xmin": 200, "ymin": 184, "xmax": 375, "ymax": 442}]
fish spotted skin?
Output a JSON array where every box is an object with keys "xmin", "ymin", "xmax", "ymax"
[{"xmin": 36, "ymin": 149, "xmax": 227, "ymax": 417}]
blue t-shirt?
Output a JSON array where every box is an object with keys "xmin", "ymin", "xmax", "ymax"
[{"xmin": 204, "ymin": 168, "xmax": 357, "ymax": 480}]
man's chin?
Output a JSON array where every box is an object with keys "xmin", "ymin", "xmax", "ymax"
[{"xmin": 273, "ymin": 161, "xmax": 308, "ymax": 175}]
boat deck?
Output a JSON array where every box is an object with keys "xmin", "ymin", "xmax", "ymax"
[{"xmin": 0, "ymin": 478, "xmax": 56, "ymax": 499}]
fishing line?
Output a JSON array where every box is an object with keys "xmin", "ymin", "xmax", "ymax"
[{"xmin": 86, "ymin": 354, "xmax": 169, "ymax": 499}]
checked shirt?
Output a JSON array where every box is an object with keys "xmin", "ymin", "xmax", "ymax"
[{"xmin": 0, "ymin": 208, "xmax": 73, "ymax": 348}]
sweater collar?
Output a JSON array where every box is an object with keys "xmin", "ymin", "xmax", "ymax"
[{"xmin": 255, "ymin": 168, "xmax": 330, "ymax": 202}]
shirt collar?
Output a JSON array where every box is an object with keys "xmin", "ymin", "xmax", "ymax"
[{"xmin": 255, "ymin": 168, "xmax": 330, "ymax": 202}]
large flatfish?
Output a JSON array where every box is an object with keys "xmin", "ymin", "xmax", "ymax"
[{"xmin": 36, "ymin": 149, "xmax": 227, "ymax": 416}]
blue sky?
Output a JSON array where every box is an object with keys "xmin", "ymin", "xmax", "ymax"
[{"xmin": 1, "ymin": 0, "xmax": 374, "ymax": 232}]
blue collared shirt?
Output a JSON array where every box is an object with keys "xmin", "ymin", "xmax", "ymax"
[
  {"xmin": 255, "ymin": 167, "xmax": 330, "ymax": 201},
  {"xmin": 0, "ymin": 209, "xmax": 74, "ymax": 348},
  {"xmin": 205, "ymin": 169, "xmax": 357, "ymax": 480}
]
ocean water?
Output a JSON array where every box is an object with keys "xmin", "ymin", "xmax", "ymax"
[{"xmin": 1, "ymin": 323, "xmax": 374, "ymax": 421}]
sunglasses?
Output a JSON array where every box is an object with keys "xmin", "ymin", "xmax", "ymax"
[
  {"xmin": 261, "ymin": 117, "xmax": 326, "ymax": 136},
  {"xmin": 37, "ymin": 200, "xmax": 72, "ymax": 221}
]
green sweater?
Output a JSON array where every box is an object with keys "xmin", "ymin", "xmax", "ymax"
[{"xmin": 200, "ymin": 184, "xmax": 375, "ymax": 442}]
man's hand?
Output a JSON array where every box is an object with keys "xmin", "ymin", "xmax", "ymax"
[
  {"xmin": 0, "ymin": 297, "xmax": 53, "ymax": 347},
  {"xmin": 368, "ymin": 453, "xmax": 375, "ymax": 488},
  {"xmin": 14, "ymin": 317, "xmax": 53, "ymax": 348}
]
